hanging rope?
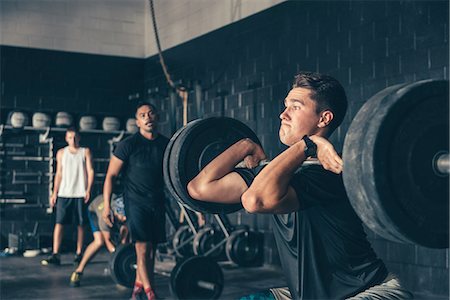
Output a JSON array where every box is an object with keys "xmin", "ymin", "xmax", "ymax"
[
  {"xmin": 149, "ymin": 0, "xmax": 176, "ymax": 89},
  {"xmin": 148, "ymin": 0, "xmax": 188, "ymax": 125}
]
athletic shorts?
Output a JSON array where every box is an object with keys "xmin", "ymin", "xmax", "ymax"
[
  {"xmin": 88, "ymin": 210, "xmax": 111, "ymax": 233},
  {"xmin": 55, "ymin": 197, "xmax": 86, "ymax": 225},
  {"xmin": 125, "ymin": 203, "xmax": 166, "ymax": 244}
]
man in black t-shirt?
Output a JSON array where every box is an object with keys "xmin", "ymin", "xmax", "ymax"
[
  {"xmin": 187, "ymin": 72, "xmax": 412, "ymax": 299},
  {"xmin": 103, "ymin": 102, "xmax": 169, "ymax": 300}
]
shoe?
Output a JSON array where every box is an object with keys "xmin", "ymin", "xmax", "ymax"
[
  {"xmin": 130, "ymin": 286, "xmax": 143, "ymax": 300},
  {"xmin": 73, "ymin": 253, "xmax": 82, "ymax": 265},
  {"xmin": 41, "ymin": 254, "xmax": 61, "ymax": 266},
  {"xmin": 145, "ymin": 289, "xmax": 156, "ymax": 300},
  {"xmin": 70, "ymin": 271, "xmax": 82, "ymax": 287}
]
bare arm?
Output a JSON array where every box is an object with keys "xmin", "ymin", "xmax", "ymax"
[
  {"xmin": 50, "ymin": 149, "xmax": 63, "ymax": 208},
  {"xmin": 187, "ymin": 138, "xmax": 266, "ymax": 204},
  {"xmin": 102, "ymin": 155, "xmax": 124, "ymax": 227},
  {"xmin": 84, "ymin": 148, "xmax": 95, "ymax": 203},
  {"xmin": 242, "ymin": 136, "xmax": 343, "ymax": 214}
]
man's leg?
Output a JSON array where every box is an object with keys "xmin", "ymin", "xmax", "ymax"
[
  {"xmin": 75, "ymin": 232, "xmax": 104, "ymax": 273},
  {"xmin": 41, "ymin": 223, "xmax": 63, "ymax": 265},
  {"xmin": 148, "ymin": 243, "xmax": 156, "ymax": 285},
  {"xmin": 53, "ymin": 223, "xmax": 63, "ymax": 254},
  {"xmin": 70, "ymin": 232, "xmax": 104, "ymax": 287},
  {"xmin": 135, "ymin": 241, "xmax": 156, "ymax": 300},
  {"xmin": 76, "ymin": 225, "xmax": 84, "ymax": 255},
  {"xmin": 100, "ymin": 231, "xmax": 115, "ymax": 253}
]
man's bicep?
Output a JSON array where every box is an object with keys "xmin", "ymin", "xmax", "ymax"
[
  {"xmin": 55, "ymin": 150, "xmax": 63, "ymax": 174},
  {"xmin": 274, "ymin": 186, "xmax": 300, "ymax": 214},
  {"xmin": 85, "ymin": 149, "xmax": 94, "ymax": 171},
  {"xmin": 199, "ymin": 172, "xmax": 248, "ymax": 204},
  {"xmin": 107, "ymin": 155, "xmax": 124, "ymax": 176}
]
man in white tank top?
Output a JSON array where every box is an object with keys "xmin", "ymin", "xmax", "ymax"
[{"xmin": 41, "ymin": 127, "xmax": 94, "ymax": 266}]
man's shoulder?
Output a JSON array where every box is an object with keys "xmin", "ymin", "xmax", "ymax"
[
  {"xmin": 157, "ymin": 134, "xmax": 170, "ymax": 145},
  {"xmin": 118, "ymin": 133, "xmax": 139, "ymax": 146},
  {"xmin": 56, "ymin": 147, "xmax": 66, "ymax": 156}
]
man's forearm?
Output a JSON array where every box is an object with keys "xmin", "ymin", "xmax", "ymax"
[
  {"xmin": 103, "ymin": 175, "xmax": 115, "ymax": 208},
  {"xmin": 86, "ymin": 170, "xmax": 94, "ymax": 194},
  {"xmin": 244, "ymin": 141, "xmax": 307, "ymax": 208},
  {"xmin": 197, "ymin": 138, "xmax": 255, "ymax": 182},
  {"xmin": 53, "ymin": 174, "xmax": 62, "ymax": 195}
]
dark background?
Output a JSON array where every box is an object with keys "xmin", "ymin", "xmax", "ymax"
[{"xmin": 1, "ymin": 1, "xmax": 448, "ymax": 298}]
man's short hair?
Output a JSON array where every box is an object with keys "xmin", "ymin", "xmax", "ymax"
[
  {"xmin": 66, "ymin": 126, "xmax": 79, "ymax": 136},
  {"xmin": 292, "ymin": 71, "xmax": 348, "ymax": 134},
  {"xmin": 135, "ymin": 102, "xmax": 158, "ymax": 115}
]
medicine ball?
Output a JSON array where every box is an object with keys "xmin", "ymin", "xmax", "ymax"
[
  {"xmin": 32, "ymin": 112, "xmax": 51, "ymax": 128},
  {"xmin": 55, "ymin": 112, "xmax": 73, "ymax": 128},
  {"xmin": 79, "ymin": 116, "xmax": 97, "ymax": 130},
  {"xmin": 102, "ymin": 117, "xmax": 121, "ymax": 132},
  {"xmin": 9, "ymin": 111, "xmax": 29, "ymax": 128},
  {"xmin": 126, "ymin": 118, "xmax": 138, "ymax": 133}
]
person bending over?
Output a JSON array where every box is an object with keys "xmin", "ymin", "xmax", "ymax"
[
  {"xmin": 69, "ymin": 193, "xmax": 127, "ymax": 287},
  {"xmin": 188, "ymin": 72, "xmax": 412, "ymax": 300}
]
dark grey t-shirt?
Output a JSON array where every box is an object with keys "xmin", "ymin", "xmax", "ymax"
[
  {"xmin": 235, "ymin": 164, "xmax": 387, "ymax": 300},
  {"xmin": 113, "ymin": 132, "xmax": 169, "ymax": 209}
]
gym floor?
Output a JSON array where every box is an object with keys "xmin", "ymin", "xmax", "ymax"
[{"xmin": 0, "ymin": 251, "xmax": 287, "ymax": 300}]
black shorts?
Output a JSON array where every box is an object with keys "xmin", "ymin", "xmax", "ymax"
[
  {"xmin": 125, "ymin": 203, "xmax": 166, "ymax": 244},
  {"xmin": 55, "ymin": 197, "xmax": 86, "ymax": 225}
]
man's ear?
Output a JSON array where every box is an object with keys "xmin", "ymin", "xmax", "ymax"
[{"xmin": 318, "ymin": 110, "xmax": 334, "ymax": 128}]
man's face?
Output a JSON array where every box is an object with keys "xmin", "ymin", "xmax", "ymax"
[
  {"xmin": 279, "ymin": 88, "xmax": 321, "ymax": 146},
  {"xmin": 65, "ymin": 131, "xmax": 80, "ymax": 147},
  {"xmin": 136, "ymin": 105, "xmax": 158, "ymax": 132}
]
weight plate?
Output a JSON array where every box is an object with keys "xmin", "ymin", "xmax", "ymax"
[
  {"xmin": 172, "ymin": 225, "xmax": 194, "ymax": 258},
  {"xmin": 193, "ymin": 226, "xmax": 226, "ymax": 260},
  {"xmin": 343, "ymin": 79, "xmax": 449, "ymax": 248},
  {"xmin": 170, "ymin": 256, "xmax": 224, "ymax": 299},
  {"xmin": 163, "ymin": 123, "xmax": 195, "ymax": 213},
  {"xmin": 167, "ymin": 117, "xmax": 260, "ymax": 214},
  {"xmin": 226, "ymin": 229, "xmax": 264, "ymax": 267},
  {"xmin": 109, "ymin": 243, "xmax": 136, "ymax": 288}
]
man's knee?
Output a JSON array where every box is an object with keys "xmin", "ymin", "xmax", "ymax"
[{"xmin": 135, "ymin": 242, "xmax": 153, "ymax": 257}]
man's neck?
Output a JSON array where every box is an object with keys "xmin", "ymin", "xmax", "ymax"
[
  {"xmin": 140, "ymin": 130, "xmax": 158, "ymax": 140},
  {"xmin": 68, "ymin": 145, "xmax": 80, "ymax": 152}
]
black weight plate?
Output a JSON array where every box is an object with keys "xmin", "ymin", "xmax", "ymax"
[
  {"xmin": 170, "ymin": 256, "xmax": 224, "ymax": 299},
  {"xmin": 169, "ymin": 117, "xmax": 260, "ymax": 214},
  {"xmin": 172, "ymin": 225, "xmax": 194, "ymax": 258},
  {"xmin": 109, "ymin": 243, "xmax": 136, "ymax": 288},
  {"xmin": 163, "ymin": 122, "xmax": 199, "ymax": 209},
  {"xmin": 193, "ymin": 226, "xmax": 226, "ymax": 260},
  {"xmin": 226, "ymin": 229, "xmax": 264, "ymax": 267},
  {"xmin": 343, "ymin": 79, "xmax": 449, "ymax": 248}
]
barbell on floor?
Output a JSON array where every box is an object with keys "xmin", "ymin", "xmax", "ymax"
[
  {"xmin": 163, "ymin": 79, "xmax": 449, "ymax": 249},
  {"xmin": 109, "ymin": 243, "xmax": 224, "ymax": 299}
]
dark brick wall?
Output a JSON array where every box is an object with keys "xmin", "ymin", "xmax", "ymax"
[
  {"xmin": 143, "ymin": 0, "xmax": 449, "ymax": 297},
  {"xmin": 0, "ymin": 46, "xmax": 144, "ymax": 125}
]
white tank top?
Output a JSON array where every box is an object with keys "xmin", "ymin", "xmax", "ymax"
[{"xmin": 58, "ymin": 146, "xmax": 87, "ymax": 198}]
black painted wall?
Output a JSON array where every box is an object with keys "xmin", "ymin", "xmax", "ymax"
[
  {"xmin": 0, "ymin": 46, "xmax": 144, "ymax": 124},
  {"xmin": 0, "ymin": 0, "xmax": 448, "ymax": 298}
]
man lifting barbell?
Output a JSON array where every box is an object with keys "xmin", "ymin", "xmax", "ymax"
[
  {"xmin": 187, "ymin": 72, "xmax": 413, "ymax": 299},
  {"xmin": 103, "ymin": 102, "xmax": 169, "ymax": 300}
]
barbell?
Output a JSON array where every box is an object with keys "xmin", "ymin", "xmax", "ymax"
[
  {"xmin": 109, "ymin": 243, "xmax": 224, "ymax": 299},
  {"xmin": 163, "ymin": 79, "xmax": 449, "ymax": 249}
]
